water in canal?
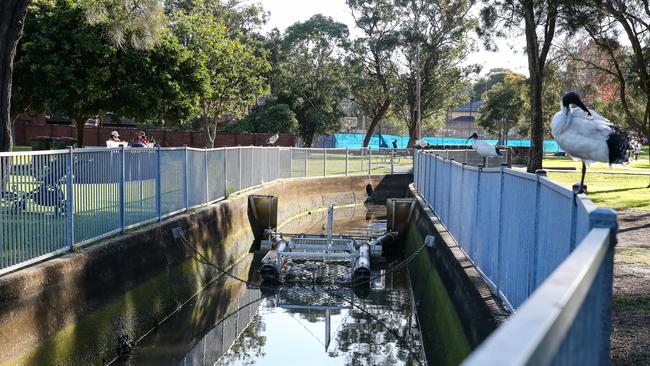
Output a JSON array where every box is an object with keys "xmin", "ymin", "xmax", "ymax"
[{"xmin": 117, "ymin": 204, "xmax": 468, "ymax": 366}]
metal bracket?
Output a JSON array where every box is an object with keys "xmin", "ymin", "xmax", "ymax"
[
  {"xmin": 171, "ymin": 227, "xmax": 185, "ymax": 239},
  {"xmin": 425, "ymin": 235, "xmax": 435, "ymax": 248}
]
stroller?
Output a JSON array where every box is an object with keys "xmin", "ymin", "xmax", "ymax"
[{"xmin": 7, "ymin": 156, "xmax": 68, "ymax": 215}]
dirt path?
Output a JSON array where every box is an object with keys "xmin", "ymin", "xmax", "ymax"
[{"xmin": 611, "ymin": 209, "xmax": 650, "ymax": 365}]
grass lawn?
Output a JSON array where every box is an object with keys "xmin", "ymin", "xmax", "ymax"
[
  {"xmin": 11, "ymin": 146, "xmax": 32, "ymax": 152},
  {"xmin": 543, "ymin": 146, "xmax": 650, "ymax": 171},
  {"xmin": 293, "ymin": 151, "xmax": 413, "ymax": 177},
  {"xmin": 543, "ymin": 146, "xmax": 650, "ymax": 210},
  {"xmin": 547, "ymin": 172, "xmax": 650, "ymax": 211}
]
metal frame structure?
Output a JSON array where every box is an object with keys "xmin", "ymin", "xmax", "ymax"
[{"xmin": 259, "ymin": 205, "xmax": 378, "ymax": 283}]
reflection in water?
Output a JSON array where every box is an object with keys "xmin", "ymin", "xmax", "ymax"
[
  {"xmin": 117, "ymin": 204, "xmax": 427, "ymax": 366},
  {"xmin": 216, "ymin": 270, "xmax": 424, "ymax": 366}
]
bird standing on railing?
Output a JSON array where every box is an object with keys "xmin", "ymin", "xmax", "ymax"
[
  {"xmin": 414, "ymin": 139, "xmax": 430, "ymax": 149},
  {"xmin": 551, "ymin": 92, "xmax": 632, "ymax": 195},
  {"xmin": 465, "ymin": 133, "xmax": 502, "ymax": 167},
  {"xmin": 266, "ymin": 133, "xmax": 279, "ymax": 145}
]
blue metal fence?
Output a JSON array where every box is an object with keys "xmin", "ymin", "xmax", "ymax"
[
  {"xmin": 0, "ymin": 146, "xmax": 412, "ymax": 275},
  {"xmin": 414, "ymin": 150, "xmax": 617, "ymax": 365}
]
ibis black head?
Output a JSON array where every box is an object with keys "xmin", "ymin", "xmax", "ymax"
[
  {"xmin": 465, "ymin": 133, "xmax": 479, "ymax": 144},
  {"xmin": 562, "ymin": 92, "xmax": 591, "ymax": 115}
]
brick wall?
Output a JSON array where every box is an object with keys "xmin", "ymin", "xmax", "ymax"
[{"xmin": 14, "ymin": 122, "xmax": 297, "ymax": 148}]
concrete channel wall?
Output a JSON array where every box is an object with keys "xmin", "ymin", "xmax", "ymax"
[
  {"xmin": 406, "ymin": 182, "xmax": 510, "ymax": 364},
  {"xmin": 0, "ymin": 174, "xmax": 410, "ymax": 366}
]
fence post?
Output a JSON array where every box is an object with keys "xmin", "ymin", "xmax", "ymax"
[
  {"xmin": 391, "ymin": 148, "xmax": 395, "ymax": 174},
  {"xmin": 470, "ymin": 164, "xmax": 482, "ymax": 259},
  {"xmin": 368, "ymin": 148, "xmax": 372, "ymax": 175},
  {"xmin": 119, "ymin": 145, "xmax": 126, "ymax": 232},
  {"xmin": 276, "ymin": 147, "xmax": 280, "ymax": 180},
  {"xmin": 529, "ymin": 169, "xmax": 546, "ymax": 293},
  {"xmin": 569, "ymin": 184, "xmax": 581, "ymax": 251},
  {"xmin": 345, "ymin": 147, "xmax": 349, "ymax": 176},
  {"xmin": 495, "ymin": 162, "xmax": 507, "ymax": 298},
  {"xmin": 238, "ymin": 147, "xmax": 242, "ymax": 190},
  {"xmin": 156, "ymin": 146, "xmax": 161, "ymax": 221},
  {"xmin": 290, "ymin": 148, "xmax": 293, "ymax": 178},
  {"xmin": 431, "ymin": 153, "xmax": 438, "ymax": 212},
  {"xmin": 361, "ymin": 148, "xmax": 364, "ymax": 172},
  {"xmin": 323, "ymin": 149, "xmax": 327, "ymax": 176},
  {"xmin": 224, "ymin": 147, "xmax": 228, "ymax": 197},
  {"xmin": 423, "ymin": 153, "xmax": 429, "ymax": 202},
  {"xmin": 183, "ymin": 145, "xmax": 188, "ymax": 210},
  {"xmin": 304, "ymin": 149, "xmax": 308, "ymax": 177},
  {"xmin": 66, "ymin": 147, "xmax": 75, "ymax": 249},
  {"xmin": 588, "ymin": 206, "xmax": 618, "ymax": 364},
  {"xmin": 251, "ymin": 146, "xmax": 254, "ymax": 186},
  {"xmin": 204, "ymin": 148, "xmax": 209, "ymax": 204},
  {"xmin": 446, "ymin": 159, "xmax": 454, "ymax": 223}
]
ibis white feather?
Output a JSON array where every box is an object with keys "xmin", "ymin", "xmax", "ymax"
[
  {"xmin": 551, "ymin": 92, "xmax": 631, "ymax": 195},
  {"xmin": 551, "ymin": 107, "xmax": 611, "ymax": 164},
  {"xmin": 465, "ymin": 133, "xmax": 502, "ymax": 164},
  {"xmin": 266, "ymin": 133, "xmax": 279, "ymax": 145},
  {"xmin": 472, "ymin": 140, "xmax": 501, "ymax": 157}
]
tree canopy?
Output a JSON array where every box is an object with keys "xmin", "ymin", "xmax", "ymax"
[
  {"xmin": 271, "ymin": 15, "xmax": 350, "ymax": 147},
  {"xmin": 12, "ymin": 0, "xmax": 207, "ymax": 146}
]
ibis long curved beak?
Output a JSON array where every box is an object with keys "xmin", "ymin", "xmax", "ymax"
[{"xmin": 464, "ymin": 137, "xmax": 472, "ymax": 144}]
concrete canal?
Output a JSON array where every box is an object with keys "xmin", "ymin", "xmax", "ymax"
[
  {"xmin": 0, "ymin": 175, "xmax": 502, "ymax": 365},
  {"xmin": 116, "ymin": 204, "xmax": 467, "ymax": 365}
]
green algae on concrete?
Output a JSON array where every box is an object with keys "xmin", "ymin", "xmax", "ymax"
[
  {"xmin": 405, "ymin": 222, "xmax": 472, "ymax": 366},
  {"xmin": 2, "ymin": 255, "xmax": 253, "ymax": 366}
]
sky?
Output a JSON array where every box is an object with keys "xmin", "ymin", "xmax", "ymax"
[{"xmin": 256, "ymin": 0, "xmax": 529, "ymax": 77}]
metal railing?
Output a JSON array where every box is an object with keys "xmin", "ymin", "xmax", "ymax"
[
  {"xmin": 413, "ymin": 150, "xmax": 616, "ymax": 365},
  {"xmin": 0, "ymin": 146, "xmax": 412, "ymax": 275},
  {"xmin": 422, "ymin": 148, "xmax": 511, "ymax": 168}
]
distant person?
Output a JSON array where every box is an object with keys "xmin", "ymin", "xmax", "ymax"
[
  {"xmin": 106, "ymin": 131, "xmax": 126, "ymax": 147},
  {"xmin": 392, "ymin": 140, "xmax": 398, "ymax": 149},
  {"xmin": 132, "ymin": 131, "xmax": 149, "ymax": 147},
  {"xmin": 110, "ymin": 131, "xmax": 121, "ymax": 142}
]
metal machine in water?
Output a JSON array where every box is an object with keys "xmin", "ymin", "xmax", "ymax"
[{"xmin": 249, "ymin": 195, "xmax": 414, "ymax": 285}]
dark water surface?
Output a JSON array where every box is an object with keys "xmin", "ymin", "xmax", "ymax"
[{"xmin": 116, "ymin": 205, "xmax": 450, "ymax": 366}]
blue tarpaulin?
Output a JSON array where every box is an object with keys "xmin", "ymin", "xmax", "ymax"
[{"xmin": 333, "ymin": 133, "xmax": 563, "ymax": 152}]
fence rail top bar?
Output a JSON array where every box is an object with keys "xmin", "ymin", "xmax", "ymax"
[
  {"xmin": 503, "ymin": 168, "xmax": 536, "ymax": 180},
  {"xmin": 461, "ymin": 227, "xmax": 612, "ymax": 366},
  {"xmin": 462, "ymin": 165, "xmax": 480, "ymax": 172},
  {"xmin": 0, "ymin": 149, "xmax": 73, "ymax": 157},
  {"xmin": 538, "ymin": 176, "xmax": 575, "ymax": 199}
]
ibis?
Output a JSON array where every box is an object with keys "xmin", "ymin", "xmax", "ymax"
[
  {"xmin": 465, "ymin": 133, "xmax": 502, "ymax": 167},
  {"xmin": 414, "ymin": 139, "xmax": 430, "ymax": 149},
  {"xmin": 551, "ymin": 92, "xmax": 632, "ymax": 194},
  {"xmin": 266, "ymin": 133, "xmax": 279, "ymax": 145}
]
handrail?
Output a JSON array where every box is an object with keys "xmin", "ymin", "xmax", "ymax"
[
  {"xmin": 461, "ymin": 227, "xmax": 612, "ymax": 366},
  {"xmin": 0, "ymin": 146, "xmax": 413, "ymax": 275},
  {"xmin": 413, "ymin": 149, "xmax": 617, "ymax": 365}
]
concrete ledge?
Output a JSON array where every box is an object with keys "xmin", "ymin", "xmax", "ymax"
[
  {"xmin": 408, "ymin": 183, "xmax": 510, "ymax": 348},
  {"xmin": 0, "ymin": 174, "xmax": 411, "ymax": 365}
]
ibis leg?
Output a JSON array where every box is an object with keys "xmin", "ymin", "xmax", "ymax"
[{"xmin": 579, "ymin": 162, "xmax": 587, "ymax": 194}]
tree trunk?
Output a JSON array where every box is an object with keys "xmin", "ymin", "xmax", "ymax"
[
  {"xmin": 74, "ymin": 117, "xmax": 85, "ymax": 147},
  {"xmin": 407, "ymin": 121, "xmax": 417, "ymax": 148},
  {"xmin": 0, "ymin": 0, "xmax": 30, "ymax": 152},
  {"xmin": 304, "ymin": 132, "xmax": 314, "ymax": 148},
  {"xmin": 527, "ymin": 73, "xmax": 544, "ymax": 173},
  {"xmin": 203, "ymin": 115, "xmax": 215, "ymax": 148},
  {"xmin": 362, "ymin": 99, "xmax": 391, "ymax": 148}
]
